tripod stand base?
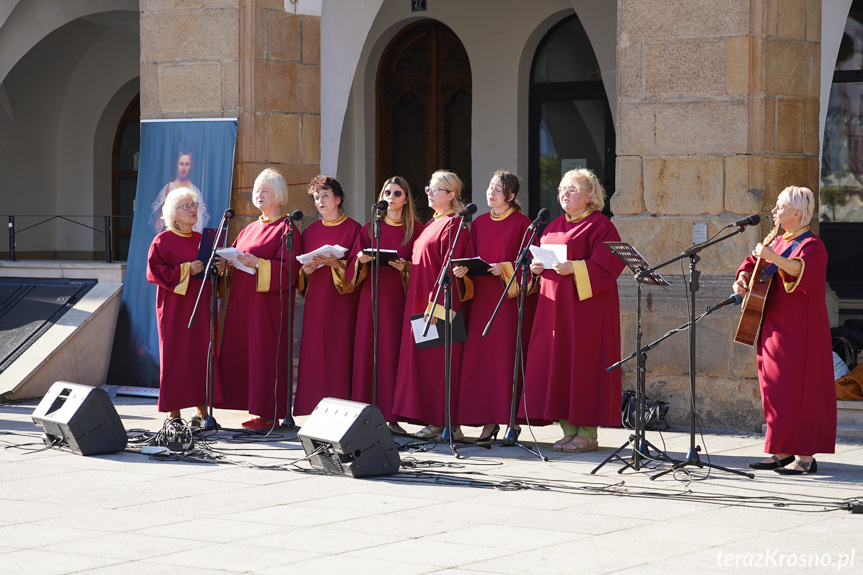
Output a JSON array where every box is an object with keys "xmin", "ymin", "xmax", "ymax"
[
  {"xmin": 453, "ymin": 427, "xmax": 548, "ymax": 461},
  {"xmin": 591, "ymin": 434, "xmax": 677, "ymax": 475},
  {"xmin": 201, "ymin": 415, "xmax": 219, "ymax": 432},
  {"xmin": 280, "ymin": 415, "xmax": 299, "ymax": 430},
  {"xmin": 649, "ymin": 449, "xmax": 755, "ymax": 480}
]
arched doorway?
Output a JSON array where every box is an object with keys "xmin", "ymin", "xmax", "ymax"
[
  {"xmin": 376, "ymin": 21, "xmax": 472, "ymax": 221},
  {"xmin": 112, "ymin": 94, "xmax": 140, "ymax": 261},
  {"xmin": 528, "ymin": 15, "xmax": 615, "ymax": 220}
]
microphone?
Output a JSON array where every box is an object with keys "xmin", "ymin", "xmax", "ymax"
[
  {"xmin": 224, "ymin": 208, "xmax": 235, "ymax": 219},
  {"xmin": 708, "ymin": 293, "xmax": 743, "ymax": 312},
  {"xmin": 728, "ymin": 214, "xmax": 761, "ymax": 228},
  {"xmin": 375, "ymin": 200, "xmax": 388, "ymax": 211},
  {"xmin": 289, "ymin": 210, "xmax": 303, "ymax": 221},
  {"xmin": 457, "ymin": 203, "xmax": 478, "ymax": 218},
  {"xmin": 528, "ymin": 208, "xmax": 551, "ymax": 231}
]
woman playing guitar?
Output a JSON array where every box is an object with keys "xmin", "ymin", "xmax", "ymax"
[{"xmin": 732, "ymin": 186, "xmax": 836, "ymax": 475}]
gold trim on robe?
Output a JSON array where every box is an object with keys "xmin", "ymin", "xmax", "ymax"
[
  {"xmin": 433, "ymin": 209, "xmax": 456, "ymax": 220},
  {"xmin": 572, "ymin": 260, "xmax": 593, "ymax": 301},
  {"xmin": 782, "ymin": 226, "xmax": 810, "ymax": 241},
  {"xmin": 489, "ymin": 207, "xmax": 514, "ymax": 221},
  {"xmin": 259, "ymin": 213, "xmax": 287, "ymax": 224},
  {"xmin": 780, "ymin": 257, "xmax": 806, "ymax": 293},
  {"xmin": 175, "ymin": 262, "xmax": 191, "ymax": 295},
  {"xmin": 565, "ymin": 210, "xmax": 592, "ymax": 224},
  {"xmin": 399, "ymin": 262, "xmax": 411, "ymax": 294},
  {"xmin": 425, "ymin": 301, "xmax": 456, "ymax": 322},
  {"xmin": 457, "ymin": 274, "xmax": 475, "ymax": 302},
  {"xmin": 255, "ymin": 259, "xmax": 272, "ymax": 292},
  {"xmin": 322, "ymin": 213, "xmax": 347, "ymax": 226},
  {"xmin": 331, "ymin": 259, "xmax": 355, "ymax": 294},
  {"xmin": 498, "ymin": 261, "xmax": 519, "ymax": 299},
  {"xmin": 298, "ymin": 269, "xmax": 309, "ymax": 298}
]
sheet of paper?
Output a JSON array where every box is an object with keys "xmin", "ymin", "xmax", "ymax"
[
  {"xmin": 411, "ymin": 315, "xmax": 439, "ymax": 344},
  {"xmin": 529, "ymin": 244, "xmax": 568, "ymax": 268},
  {"xmin": 216, "ymin": 247, "xmax": 255, "ymax": 275},
  {"xmin": 296, "ymin": 244, "xmax": 348, "ymax": 269}
]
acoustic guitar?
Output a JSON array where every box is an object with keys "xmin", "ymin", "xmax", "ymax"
[{"xmin": 733, "ymin": 223, "xmax": 781, "ymax": 347}]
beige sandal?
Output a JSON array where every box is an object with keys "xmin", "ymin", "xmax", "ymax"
[
  {"xmin": 553, "ymin": 434, "xmax": 577, "ymax": 452},
  {"xmin": 562, "ymin": 436, "xmax": 598, "ymax": 453}
]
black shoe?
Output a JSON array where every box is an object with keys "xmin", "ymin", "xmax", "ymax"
[
  {"xmin": 774, "ymin": 459, "xmax": 817, "ymax": 475},
  {"xmin": 748, "ymin": 454, "xmax": 795, "ymax": 470},
  {"xmin": 476, "ymin": 424, "xmax": 500, "ymax": 444}
]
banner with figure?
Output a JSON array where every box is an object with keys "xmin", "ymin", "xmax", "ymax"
[{"xmin": 107, "ymin": 118, "xmax": 237, "ymax": 388}]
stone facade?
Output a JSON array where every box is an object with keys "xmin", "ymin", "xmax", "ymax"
[
  {"xmin": 140, "ymin": 0, "xmax": 320, "ymax": 238},
  {"xmin": 614, "ymin": 0, "xmax": 825, "ymax": 430}
]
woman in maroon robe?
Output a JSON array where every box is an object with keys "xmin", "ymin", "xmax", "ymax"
[
  {"xmin": 519, "ymin": 169, "xmax": 625, "ymax": 453},
  {"xmin": 453, "ymin": 171, "xmax": 533, "ymax": 442},
  {"xmin": 293, "ymin": 175, "xmax": 362, "ymax": 415},
  {"xmin": 734, "ymin": 186, "xmax": 836, "ymax": 475},
  {"xmin": 147, "ymin": 188, "xmax": 223, "ymax": 424},
  {"xmin": 347, "ymin": 177, "xmax": 423, "ymax": 432},
  {"xmin": 218, "ymin": 168, "xmax": 302, "ymax": 431},
  {"xmin": 393, "ymin": 170, "xmax": 471, "ymax": 439}
]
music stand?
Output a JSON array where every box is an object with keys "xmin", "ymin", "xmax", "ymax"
[{"xmin": 592, "ymin": 242, "xmax": 677, "ymax": 474}]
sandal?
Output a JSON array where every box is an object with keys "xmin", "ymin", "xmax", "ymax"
[
  {"xmin": 553, "ymin": 435, "xmax": 577, "ymax": 452},
  {"xmin": 562, "ymin": 437, "xmax": 598, "ymax": 453},
  {"xmin": 748, "ymin": 454, "xmax": 795, "ymax": 470},
  {"xmin": 774, "ymin": 459, "xmax": 817, "ymax": 475}
]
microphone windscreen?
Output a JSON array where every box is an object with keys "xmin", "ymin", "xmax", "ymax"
[
  {"xmin": 538, "ymin": 208, "xmax": 551, "ymax": 222},
  {"xmin": 747, "ymin": 214, "xmax": 761, "ymax": 225},
  {"xmin": 291, "ymin": 210, "xmax": 304, "ymax": 221},
  {"xmin": 376, "ymin": 200, "xmax": 389, "ymax": 211},
  {"xmin": 465, "ymin": 203, "xmax": 478, "ymax": 215},
  {"xmin": 224, "ymin": 208, "xmax": 235, "ymax": 219}
]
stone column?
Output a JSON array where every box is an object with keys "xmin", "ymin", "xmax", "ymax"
[
  {"xmin": 140, "ymin": 0, "xmax": 320, "ymax": 234},
  {"xmin": 613, "ymin": 0, "xmax": 822, "ymax": 429}
]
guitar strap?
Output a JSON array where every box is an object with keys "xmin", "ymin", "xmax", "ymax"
[{"xmin": 759, "ymin": 231, "xmax": 812, "ymax": 281}]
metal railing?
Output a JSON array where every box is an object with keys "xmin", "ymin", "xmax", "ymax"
[{"xmin": 5, "ymin": 215, "xmax": 132, "ymax": 263}]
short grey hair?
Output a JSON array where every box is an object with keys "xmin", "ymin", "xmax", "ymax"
[{"xmin": 162, "ymin": 187, "xmax": 196, "ymax": 230}]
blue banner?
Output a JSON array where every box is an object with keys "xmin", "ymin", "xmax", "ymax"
[{"xmin": 107, "ymin": 119, "xmax": 237, "ymax": 387}]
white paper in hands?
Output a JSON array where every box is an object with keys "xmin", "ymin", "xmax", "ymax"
[
  {"xmin": 411, "ymin": 315, "xmax": 439, "ymax": 344},
  {"xmin": 296, "ymin": 244, "xmax": 348, "ymax": 270},
  {"xmin": 216, "ymin": 247, "xmax": 255, "ymax": 274},
  {"xmin": 529, "ymin": 244, "xmax": 568, "ymax": 268}
]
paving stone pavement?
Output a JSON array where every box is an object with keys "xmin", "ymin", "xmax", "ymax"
[{"xmin": 1, "ymin": 394, "xmax": 861, "ymax": 575}]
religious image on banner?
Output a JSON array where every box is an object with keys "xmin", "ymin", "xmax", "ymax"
[{"xmin": 107, "ymin": 119, "xmax": 238, "ymax": 388}]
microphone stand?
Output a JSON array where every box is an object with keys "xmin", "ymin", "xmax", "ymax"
[
  {"xmin": 454, "ymin": 222, "xmax": 547, "ymax": 460},
  {"xmin": 188, "ymin": 209, "xmax": 232, "ymax": 432},
  {"xmin": 281, "ymin": 214, "xmax": 298, "ymax": 429},
  {"xmin": 422, "ymin": 212, "xmax": 471, "ymax": 455},
  {"xmin": 617, "ymin": 225, "xmax": 754, "ymax": 480},
  {"xmin": 371, "ymin": 206, "xmax": 383, "ymax": 408}
]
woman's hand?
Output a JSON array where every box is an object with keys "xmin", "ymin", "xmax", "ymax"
[
  {"xmin": 358, "ymin": 252, "xmax": 373, "ymax": 264},
  {"xmin": 452, "ymin": 265, "xmax": 468, "ymax": 278},
  {"xmin": 315, "ymin": 254, "xmax": 340, "ymax": 269},
  {"xmin": 302, "ymin": 261, "xmax": 318, "ymax": 275},
  {"xmin": 389, "ymin": 258, "xmax": 407, "ymax": 272},
  {"xmin": 237, "ymin": 251, "xmax": 259, "ymax": 270},
  {"xmin": 530, "ymin": 260, "xmax": 545, "ymax": 275},
  {"xmin": 733, "ymin": 273, "xmax": 750, "ymax": 296},
  {"xmin": 190, "ymin": 260, "xmax": 204, "ymax": 275},
  {"xmin": 423, "ymin": 311, "xmax": 439, "ymax": 326},
  {"xmin": 552, "ymin": 261, "xmax": 574, "ymax": 276},
  {"xmin": 214, "ymin": 256, "xmax": 226, "ymax": 275},
  {"xmin": 753, "ymin": 243, "xmax": 777, "ymax": 263},
  {"xmin": 488, "ymin": 263, "xmax": 504, "ymax": 277}
]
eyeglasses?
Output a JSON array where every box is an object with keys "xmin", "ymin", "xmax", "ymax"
[
  {"xmin": 383, "ymin": 189, "xmax": 404, "ymax": 198},
  {"xmin": 425, "ymin": 186, "xmax": 448, "ymax": 195},
  {"xmin": 558, "ymin": 186, "xmax": 581, "ymax": 195},
  {"xmin": 178, "ymin": 202, "xmax": 200, "ymax": 211}
]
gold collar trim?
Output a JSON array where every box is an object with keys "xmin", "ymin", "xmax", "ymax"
[
  {"xmin": 565, "ymin": 209, "xmax": 592, "ymax": 223},
  {"xmin": 433, "ymin": 209, "xmax": 455, "ymax": 220},
  {"xmin": 322, "ymin": 213, "xmax": 347, "ymax": 227},
  {"xmin": 384, "ymin": 215, "xmax": 404, "ymax": 226},
  {"xmin": 259, "ymin": 213, "xmax": 287, "ymax": 224},
  {"xmin": 490, "ymin": 207, "xmax": 514, "ymax": 221},
  {"xmin": 782, "ymin": 226, "xmax": 810, "ymax": 241},
  {"xmin": 170, "ymin": 228, "xmax": 193, "ymax": 237}
]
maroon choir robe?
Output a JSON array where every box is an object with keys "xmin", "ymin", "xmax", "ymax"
[
  {"xmin": 147, "ymin": 229, "xmax": 220, "ymax": 412},
  {"xmin": 519, "ymin": 211, "xmax": 625, "ymax": 427},
  {"xmin": 456, "ymin": 209, "xmax": 535, "ymax": 425},
  {"xmin": 347, "ymin": 217, "xmax": 424, "ymax": 421},
  {"xmin": 218, "ymin": 216, "xmax": 302, "ymax": 419},
  {"xmin": 293, "ymin": 215, "xmax": 362, "ymax": 415},
  {"xmin": 736, "ymin": 229, "xmax": 836, "ymax": 456},
  {"xmin": 393, "ymin": 212, "xmax": 471, "ymax": 426}
]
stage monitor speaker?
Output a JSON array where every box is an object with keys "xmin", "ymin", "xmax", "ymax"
[
  {"xmin": 298, "ymin": 398, "xmax": 400, "ymax": 478},
  {"xmin": 31, "ymin": 382, "xmax": 127, "ymax": 456}
]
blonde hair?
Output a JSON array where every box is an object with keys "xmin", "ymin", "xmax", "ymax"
[
  {"xmin": 777, "ymin": 185, "xmax": 815, "ymax": 225},
  {"xmin": 431, "ymin": 170, "xmax": 465, "ymax": 213},
  {"xmin": 561, "ymin": 168, "xmax": 606, "ymax": 213},
  {"xmin": 379, "ymin": 176, "xmax": 418, "ymax": 246},
  {"xmin": 162, "ymin": 187, "xmax": 196, "ymax": 230},
  {"xmin": 254, "ymin": 168, "xmax": 289, "ymax": 208}
]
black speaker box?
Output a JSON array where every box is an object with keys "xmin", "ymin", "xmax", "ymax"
[
  {"xmin": 298, "ymin": 398, "xmax": 400, "ymax": 478},
  {"xmin": 32, "ymin": 382, "xmax": 127, "ymax": 456}
]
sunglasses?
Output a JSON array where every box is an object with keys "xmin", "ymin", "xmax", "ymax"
[{"xmin": 383, "ymin": 189, "xmax": 404, "ymax": 198}]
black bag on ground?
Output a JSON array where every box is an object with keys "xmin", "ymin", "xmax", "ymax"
[{"xmin": 621, "ymin": 390, "xmax": 670, "ymax": 431}]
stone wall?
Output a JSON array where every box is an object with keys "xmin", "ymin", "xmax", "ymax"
[
  {"xmin": 140, "ymin": 0, "xmax": 320, "ymax": 238},
  {"xmin": 614, "ymin": 0, "xmax": 823, "ymax": 430}
]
